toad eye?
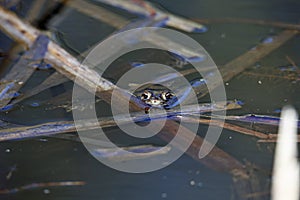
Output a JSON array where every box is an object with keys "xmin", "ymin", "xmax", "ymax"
[
  {"xmin": 141, "ymin": 90, "xmax": 152, "ymax": 100},
  {"xmin": 161, "ymin": 91, "xmax": 174, "ymax": 101}
]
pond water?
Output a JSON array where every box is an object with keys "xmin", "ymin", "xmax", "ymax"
[{"xmin": 0, "ymin": 0, "xmax": 300, "ymax": 199}]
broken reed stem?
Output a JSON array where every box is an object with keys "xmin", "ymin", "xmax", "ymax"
[{"xmin": 0, "ymin": 6, "xmax": 249, "ymax": 177}]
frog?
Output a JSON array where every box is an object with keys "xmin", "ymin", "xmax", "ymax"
[{"xmin": 138, "ymin": 89, "xmax": 175, "ymax": 113}]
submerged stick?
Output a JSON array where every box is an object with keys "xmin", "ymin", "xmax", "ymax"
[
  {"xmin": 0, "ymin": 181, "xmax": 86, "ymax": 194},
  {"xmin": 193, "ymin": 113, "xmax": 300, "ymax": 129},
  {"xmin": 193, "ymin": 29, "xmax": 298, "ymax": 99},
  {"xmin": 66, "ymin": 0, "xmax": 128, "ymax": 29},
  {"xmin": 25, "ymin": 0, "xmax": 48, "ymax": 24}
]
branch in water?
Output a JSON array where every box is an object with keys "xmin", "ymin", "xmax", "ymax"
[{"xmin": 0, "ymin": 181, "xmax": 86, "ymax": 194}]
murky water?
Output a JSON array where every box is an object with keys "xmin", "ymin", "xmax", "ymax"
[{"xmin": 0, "ymin": 0, "xmax": 300, "ymax": 199}]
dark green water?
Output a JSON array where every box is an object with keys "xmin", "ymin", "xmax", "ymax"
[{"xmin": 0, "ymin": 0, "xmax": 300, "ymax": 199}]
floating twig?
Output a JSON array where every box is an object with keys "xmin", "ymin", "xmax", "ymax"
[
  {"xmin": 258, "ymin": 136, "xmax": 300, "ymax": 143},
  {"xmin": 285, "ymin": 55, "xmax": 300, "ymax": 74},
  {"xmin": 242, "ymin": 191, "xmax": 269, "ymax": 199},
  {"xmin": 203, "ymin": 114, "xmax": 300, "ymax": 128},
  {"xmin": 92, "ymin": 145, "xmax": 171, "ymax": 162},
  {"xmin": 5, "ymin": 164, "xmax": 17, "ymax": 180},
  {"xmin": 66, "ymin": 0, "xmax": 129, "ymax": 29},
  {"xmin": 193, "ymin": 17, "xmax": 300, "ymax": 31}
]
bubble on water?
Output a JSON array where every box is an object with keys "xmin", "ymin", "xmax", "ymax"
[
  {"xmin": 43, "ymin": 189, "xmax": 50, "ymax": 194},
  {"xmin": 190, "ymin": 180, "xmax": 196, "ymax": 186},
  {"xmin": 258, "ymin": 80, "xmax": 262, "ymax": 84},
  {"xmin": 161, "ymin": 192, "xmax": 167, "ymax": 198},
  {"xmin": 197, "ymin": 182, "xmax": 204, "ymax": 188},
  {"xmin": 5, "ymin": 148, "xmax": 11, "ymax": 153}
]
